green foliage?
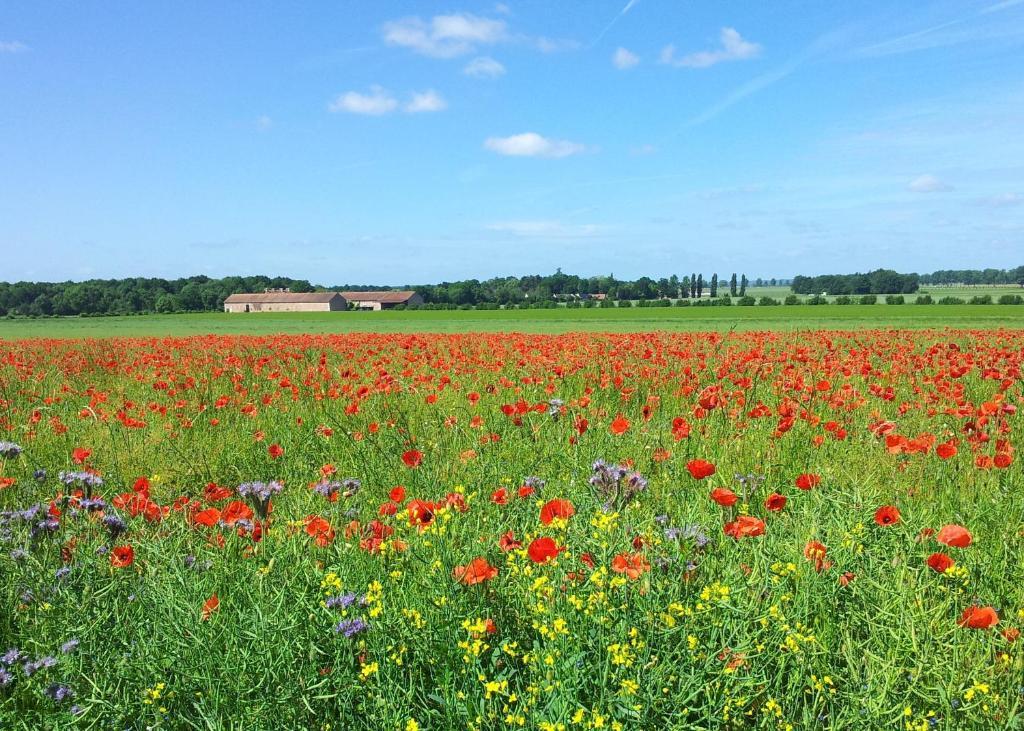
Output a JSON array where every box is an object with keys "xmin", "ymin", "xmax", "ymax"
[{"xmin": 792, "ymin": 269, "xmax": 919, "ymax": 295}]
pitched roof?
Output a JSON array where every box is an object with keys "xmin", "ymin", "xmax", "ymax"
[
  {"xmin": 339, "ymin": 291, "xmax": 418, "ymax": 303},
  {"xmin": 224, "ymin": 292, "xmax": 344, "ymax": 304}
]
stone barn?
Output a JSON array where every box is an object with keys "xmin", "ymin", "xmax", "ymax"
[
  {"xmin": 223, "ymin": 291, "xmax": 347, "ymax": 313},
  {"xmin": 339, "ymin": 291, "xmax": 423, "ymax": 310}
]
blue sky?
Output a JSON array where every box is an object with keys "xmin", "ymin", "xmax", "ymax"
[{"xmin": 1, "ymin": 0, "xmax": 1023, "ymax": 284}]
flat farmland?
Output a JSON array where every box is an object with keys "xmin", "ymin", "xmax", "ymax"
[
  {"xmin": 0, "ymin": 329, "xmax": 1022, "ymax": 728},
  {"xmin": 0, "ymin": 303, "xmax": 1022, "ymax": 338}
]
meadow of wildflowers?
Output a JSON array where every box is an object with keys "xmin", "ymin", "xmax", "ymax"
[{"xmin": 0, "ymin": 330, "xmax": 1022, "ymax": 729}]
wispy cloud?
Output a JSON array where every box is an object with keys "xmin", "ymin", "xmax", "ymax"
[
  {"xmin": 907, "ymin": 174, "xmax": 953, "ymax": 192},
  {"xmin": 0, "ymin": 40, "xmax": 29, "ymax": 53},
  {"xmin": 404, "ymin": 90, "xmax": 447, "ymax": 113},
  {"xmin": 982, "ymin": 192, "xmax": 1023, "ymax": 206},
  {"xmin": 383, "ymin": 13, "xmax": 507, "ymax": 58},
  {"xmin": 857, "ymin": 0, "xmax": 1024, "ymax": 57},
  {"xmin": 591, "ymin": 0, "xmax": 641, "ymax": 48},
  {"xmin": 484, "ymin": 132, "xmax": 587, "ymax": 158},
  {"xmin": 255, "ymin": 115, "xmax": 273, "ymax": 131},
  {"xmin": 486, "ymin": 220, "xmax": 603, "ymax": 239},
  {"xmin": 659, "ymin": 28, "xmax": 761, "ymax": 68},
  {"xmin": 673, "ymin": 27, "xmax": 849, "ymax": 130},
  {"xmin": 612, "ymin": 46, "xmax": 639, "ymax": 69},
  {"xmin": 463, "ymin": 55, "xmax": 506, "ymax": 78}
]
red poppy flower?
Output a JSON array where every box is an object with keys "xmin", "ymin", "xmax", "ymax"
[
  {"xmin": 610, "ymin": 552, "xmax": 650, "ymax": 580},
  {"xmin": 110, "ymin": 544, "xmax": 134, "ymax": 568},
  {"xmin": 193, "ymin": 508, "xmax": 221, "ymax": 527},
  {"xmin": 389, "ymin": 486, "xmax": 406, "ymax": 503},
  {"xmin": 874, "ymin": 505, "xmax": 901, "ymax": 526},
  {"xmin": 221, "ymin": 500, "xmax": 253, "ymax": 526},
  {"xmin": 723, "ymin": 516, "xmax": 765, "ymax": 539},
  {"xmin": 959, "ymin": 605, "xmax": 999, "ymax": 629},
  {"xmin": 926, "ymin": 552, "xmax": 954, "ymax": 573},
  {"xmin": 795, "ymin": 473, "xmax": 820, "ymax": 490},
  {"xmin": 764, "ymin": 493, "xmax": 787, "ymax": 512},
  {"xmin": 204, "ymin": 483, "xmax": 232, "ymax": 502},
  {"xmin": 686, "ymin": 459, "xmax": 716, "ymax": 480},
  {"xmin": 491, "ymin": 488, "xmax": 508, "ymax": 505},
  {"xmin": 498, "ymin": 531, "xmax": 522, "ymax": 552},
  {"xmin": 407, "ymin": 499, "xmax": 436, "ymax": 528},
  {"xmin": 527, "ymin": 536, "xmax": 563, "ymax": 563},
  {"xmin": 936, "ymin": 441, "xmax": 957, "ymax": 459},
  {"xmin": 803, "ymin": 541, "xmax": 828, "ymax": 562},
  {"xmin": 517, "ymin": 485, "xmax": 535, "ymax": 499},
  {"xmin": 710, "ymin": 488, "xmax": 738, "ymax": 507},
  {"xmin": 71, "ymin": 447, "xmax": 91, "ymax": 464},
  {"xmin": 803, "ymin": 540, "xmax": 832, "ymax": 572},
  {"xmin": 401, "ymin": 450, "xmax": 423, "ymax": 468},
  {"xmin": 201, "ymin": 593, "xmax": 220, "ymax": 621},
  {"xmin": 267, "ymin": 443, "xmax": 284, "ymax": 459},
  {"xmin": 304, "ymin": 515, "xmax": 335, "ymax": 547},
  {"xmin": 453, "ymin": 557, "xmax": 498, "ymax": 585},
  {"xmin": 539, "ymin": 499, "xmax": 575, "ymax": 525},
  {"xmin": 609, "ymin": 414, "xmax": 630, "ymax": 435},
  {"xmin": 936, "ymin": 524, "xmax": 972, "ymax": 548}
]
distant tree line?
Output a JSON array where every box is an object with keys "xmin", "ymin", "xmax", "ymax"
[
  {"xmin": 1, "ymin": 265, "xmax": 1021, "ymax": 317},
  {"xmin": 335, "ymin": 269, "xmax": 750, "ymax": 306},
  {"xmin": 920, "ymin": 267, "xmax": 1024, "ymax": 286},
  {"xmin": 791, "ymin": 266, "xmax": 1024, "ymax": 295},
  {"xmin": 791, "ymin": 269, "xmax": 921, "ymax": 295},
  {"xmin": 0, "ymin": 276, "xmax": 314, "ymax": 317}
]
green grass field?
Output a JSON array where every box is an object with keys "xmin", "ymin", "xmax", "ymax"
[{"xmin": 0, "ymin": 304, "xmax": 1022, "ymax": 338}]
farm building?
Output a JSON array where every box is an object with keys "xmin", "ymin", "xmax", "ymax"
[
  {"xmin": 224, "ymin": 290, "xmax": 347, "ymax": 313},
  {"xmin": 340, "ymin": 291, "xmax": 423, "ymax": 310}
]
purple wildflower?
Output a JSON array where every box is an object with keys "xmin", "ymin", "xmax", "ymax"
[
  {"xmin": 1, "ymin": 648, "xmax": 22, "ymax": 665},
  {"xmin": 60, "ymin": 639, "xmax": 79, "ymax": 654},
  {"xmin": 333, "ymin": 618, "xmax": 370, "ymax": 638},
  {"xmin": 102, "ymin": 514, "xmax": 128, "ymax": 540},
  {"xmin": 325, "ymin": 592, "xmax": 366, "ymax": 610},
  {"xmin": 0, "ymin": 441, "xmax": 22, "ymax": 459},
  {"xmin": 45, "ymin": 683, "xmax": 75, "ymax": 703},
  {"xmin": 237, "ymin": 481, "xmax": 283, "ymax": 518}
]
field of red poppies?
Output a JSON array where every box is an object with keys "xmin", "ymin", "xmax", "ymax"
[{"xmin": 0, "ymin": 330, "xmax": 1022, "ymax": 729}]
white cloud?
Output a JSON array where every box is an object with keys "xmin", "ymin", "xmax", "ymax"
[
  {"xmin": 404, "ymin": 90, "xmax": 447, "ymax": 113},
  {"xmin": 984, "ymin": 192, "xmax": 1023, "ymax": 207},
  {"xmin": 463, "ymin": 55, "xmax": 506, "ymax": 78},
  {"xmin": 486, "ymin": 220, "xmax": 602, "ymax": 238},
  {"xmin": 382, "ymin": 13, "xmax": 506, "ymax": 58},
  {"xmin": 494, "ymin": 3, "xmax": 512, "ymax": 15},
  {"xmin": 0, "ymin": 40, "xmax": 29, "ymax": 53},
  {"xmin": 328, "ymin": 86, "xmax": 398, "ymax": 115},
  {"xmin": 484, "ymin": 132, "xmax": 587, "ymax": 158},
  {"xmin": 612, "ymin": 46, "xmax": 639, "ymax": 69},
  {"xmin": 660, "ymin": 28, "xmax": 761, "ymax": 68},
  {"xmin": 255, "ymin": 115, "xmax": 273, "ymax": 131},
  {"xmin": 908, "ymin": 174, "xmax": 953, "ymax": 192},
  {"xmin": 630, "ymin": 144, "xmax": 656, "ymax": 155},
  {"xmin": 534, "ymin": 36, "xmax": 580, "ymax": 53}
]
